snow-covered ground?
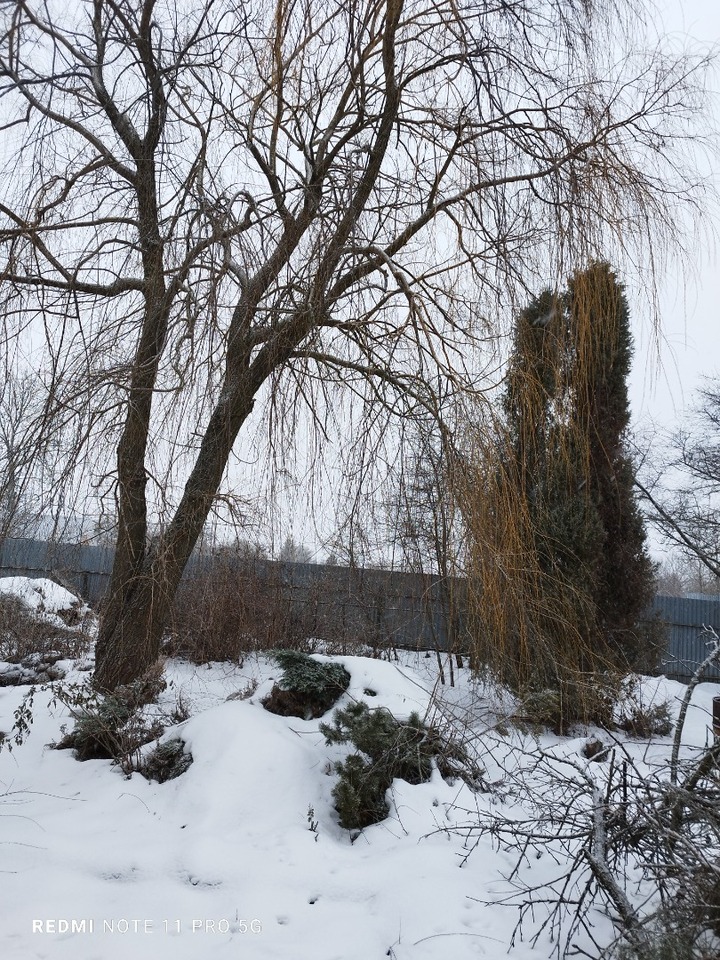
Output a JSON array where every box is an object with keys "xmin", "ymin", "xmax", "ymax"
[{"xmin": 0, "ymin": 577, "xmax": 716, "ymax": 960}]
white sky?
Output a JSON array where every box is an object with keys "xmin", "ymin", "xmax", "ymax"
[{"xmin": 630, "ymin": 0, "xmax": 720, "ymax": 433}]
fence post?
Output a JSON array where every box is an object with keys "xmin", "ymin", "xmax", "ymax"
[{"xmin": 712, "ymin": 697, "xmax": 720, "ymax": 739}]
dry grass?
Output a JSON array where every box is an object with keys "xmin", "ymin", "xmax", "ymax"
[{"xmin": 0, "ymin": 594, "xmax": 92, "ymax": 663}]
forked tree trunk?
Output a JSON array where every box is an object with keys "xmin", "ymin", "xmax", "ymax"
[{"xmin": 94, "ymin": 384, "xmax": 258, "ymax": 690}]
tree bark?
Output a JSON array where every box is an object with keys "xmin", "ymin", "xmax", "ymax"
[{"xmin": 94, "ymin": 378, "xmax": 258, "ymax": 689}]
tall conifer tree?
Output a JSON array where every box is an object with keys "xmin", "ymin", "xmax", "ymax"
[
  {"xmin": 500, "ymin": 263, "xmax": 655, "ymax": 679},
  {"xmin": 566, "ymin": 263, "xmax": 656, "ymax": 667},
  {"xmin": 502, "ymin": 287, "xmax": 602, "ymax": 683},
  {"xmin": 465, "ymin": 262, "xmax": 656, "ymax": 725}
]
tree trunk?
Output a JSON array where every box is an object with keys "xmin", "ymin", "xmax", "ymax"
[{"xmin": 94, "ymin": 380, "xmax": 257, "ymax": 689}]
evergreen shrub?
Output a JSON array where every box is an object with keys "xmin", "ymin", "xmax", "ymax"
[
  {"xmin": 320, "ymin": 701, "xmax": 484, "ymax": 829},
  {"xmin": 263, "ymin": 650, "xmax": 351, "ymax": 719}
]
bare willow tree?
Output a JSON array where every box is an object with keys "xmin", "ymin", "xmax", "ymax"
[{"xmin": 0, "ymin": 0, "xmax": 709, "ymax": 688}]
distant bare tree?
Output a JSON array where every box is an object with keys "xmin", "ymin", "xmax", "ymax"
[
  {"xmin": 638, "ymin": 382, "xmax": 720, "ymax": 585},
  {"xmin": 0, "ymin": 372, "xmax": 40, "ymax": 541},
  {"xmin": 0, "ymin": 369, "xmax": 73, "ymax": 542},
  {"xmin": 278, "ymin": 536, "xmax": 312, "ymax": 564},
  {"xmin": 654, "ymin": 555, "xmax": 690, "ymax": 596},
  {"xmin": 0, "ymin": 0, "xmax": 711, "ymax": 688},
  {"xmin": 655, "ymin": 553, "xmax": 720, "ymax": 597},
  {"xmin": 386, "ymin": 409, "xmax": 465, "ymax": 680}
]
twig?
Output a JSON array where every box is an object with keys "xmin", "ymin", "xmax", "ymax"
[{"xmin": 670, "ymin": 625, "xmax": 720, "ymax": 787}]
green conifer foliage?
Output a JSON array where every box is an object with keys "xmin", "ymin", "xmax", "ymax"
[
  {"xmin": 263, "ymin": 650, "xmax": 351, "ymax": 719},
  {"xmin": 566, "ymin": 263, "xmax": 656, "ymax": 668},
  {"xmin": 320, "ymin": 702, "xmax": 483, "ymax": 829},
  {"xmin": 503, "ymin": 289, "xmax": 562, "ymax": 504},
  {"xmin": 463, "ymin": 263, "xmax": 657, "ymax": 723}
]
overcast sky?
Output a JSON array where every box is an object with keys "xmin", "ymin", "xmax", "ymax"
[{"xmin": 630, "ymin": 0, "xmax": 720, "ymax": 433}]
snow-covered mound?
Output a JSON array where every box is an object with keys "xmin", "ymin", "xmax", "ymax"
[
  {"xmin": 0, "ymin": 577, "xmax": 94, "ymax": 685},
  {"xmin": 0, "ymin": 576, "xmax": 90, "ymax": 628}
]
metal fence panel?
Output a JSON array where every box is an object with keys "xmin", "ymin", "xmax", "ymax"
[
  {"xmin": 647, "ymin": 595, "xmax": 720, "ymax": 683},
  {"xmin": 0, "ymin": 538, "xmax": 465, "ymax": 648},
  {"xmin": 2, "ymin": 537, "xmax": 719, "ymax": 679},
  {"xmin": 0, "ymin": 537, "xmax": 113, "ymax": 603}
]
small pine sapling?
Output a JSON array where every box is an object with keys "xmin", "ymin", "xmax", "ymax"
[
  {"xmin": 140, "ymin": 739, "xmax": 193, "ymax": 783},
  {"xmin": 320, "ymin": 701, "xmax": 484, "ymax": 829},
  {"xmin": 263, "ymin": 650, "xmax": 351, "ymax": 719}
]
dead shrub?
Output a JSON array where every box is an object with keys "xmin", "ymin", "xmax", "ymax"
[
  {"xmin": 617, "ymin": 700, "xmax": 673, "ymax": 738},
  {"xmin": 614, "ymin": 678, "xmax": 674, "ymax": 739},
  {"xmin": 0, "ymin": 593, "xmax": 91, "ymax": 663},
  {"xmin": 167, "ymin": 557, "xmax": 311, "ymax": 662},
  {"xmin": 514, "ymin": 675, "xmax": 618, "ymax": 735},
  {"xmin": 55, "ymin": 665, "xmax": 167, "ymax": 771},
  {"xmin": 167, "ymin": 554, "xmax": 378, "ymax": 663},
  {"xmin": 226, "ymin": 679, "xmax": 259, "ymax": 701}
]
